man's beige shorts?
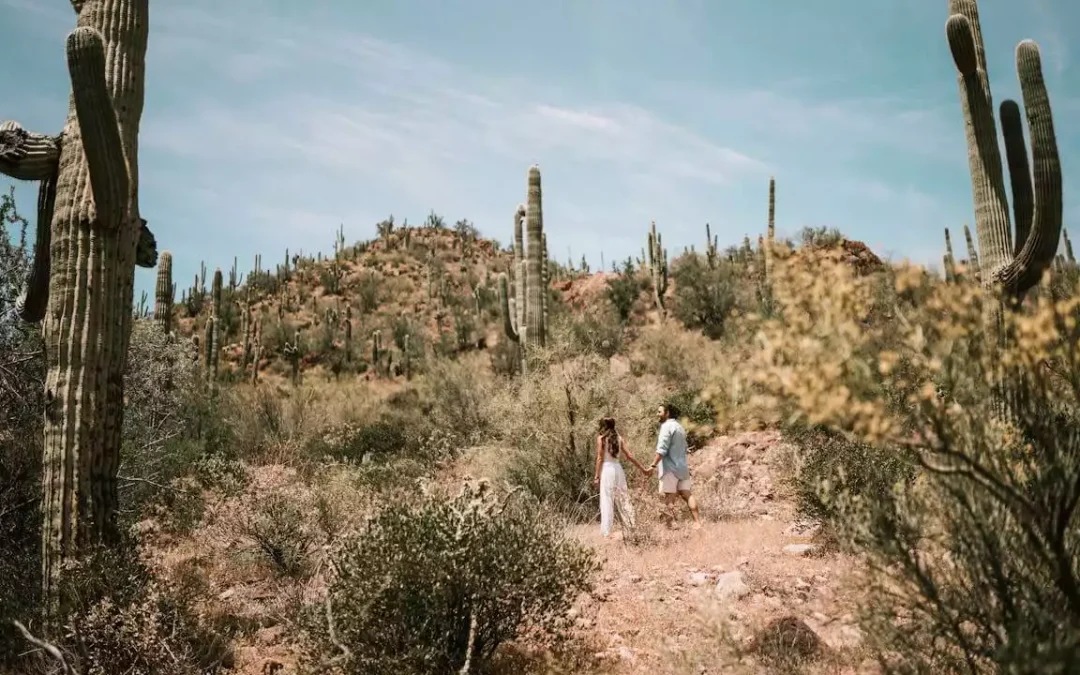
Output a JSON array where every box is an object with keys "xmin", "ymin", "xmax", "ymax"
[{"xmin": 659, "ymin": 473, "xmax": 693, "ymax": 494}]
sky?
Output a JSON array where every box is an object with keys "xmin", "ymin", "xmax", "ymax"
[{"xmin": 1, "ymin": 0, "xmax": 1078, "ymax": 301}]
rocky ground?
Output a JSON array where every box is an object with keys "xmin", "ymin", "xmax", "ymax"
[{"xmin": 145, "ymin": 431, "xmax": 879, "ymax": 674}]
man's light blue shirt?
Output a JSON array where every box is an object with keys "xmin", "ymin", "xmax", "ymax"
[{"xmin": 655, "ymin": 418, "xmax": 690, "ymax": 480}]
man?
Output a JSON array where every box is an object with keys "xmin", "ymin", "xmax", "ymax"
[{"xmin": 646, "ymin": 402, "xmax": 702, "ymax": 529}]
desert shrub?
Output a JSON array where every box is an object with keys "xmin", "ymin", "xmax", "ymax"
[
  {"xmin": 8, "ymin": 542, "xmax": 228, "ymax": 675},
  {"xmin": 120, "ymin": 320, "xmax": 209, "ymax": 515},
  {"xmin": 798, "ymin": 225, "xmax": 844, "ymax": 248},
  {"xmin": 0, "ymin": 188, "xmax": 45, "ymax": 664},
  {"xmin": 605, "ymin": 258, "xmax": 646, "ymax": 323},
  {"xmin": 314, "ymin": 419, "xmax": 409, "ymax": 462},
  {"xmin": 725, "ymin": 245, "xmax": 1080, "ymax": 672},
  {"xmin": 782, "ymin": 423, "xmax": 916, "ymax": 526},
  {"xmin": 228, "ymin": 385, "xmax": 325, "ymax": 463},
  {"xmin": 558, "ymin": 304, "xmax": 625, "ymax": 359},
  {"xmin": 670, "ymin": 253, "xmax": 739, "ymax": 339},
  {"xmin": 311, "ymin": 482, "xmax": 596, "ymax": 674},
  {"xmin": 416, "ymin": 358, "xmax": 491, "ymax": 447},
  {"xmin": 239, "ymin": 493, "xmax": 314, "ymax": 578},
  {"xmin": 357, "ymin": 270, "xmax": 381, "ymax": 312}
]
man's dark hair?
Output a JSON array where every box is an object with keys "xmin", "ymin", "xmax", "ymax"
[{"xmin": 663, "ymin": 402, "xmax": 680, "ymax": 419}]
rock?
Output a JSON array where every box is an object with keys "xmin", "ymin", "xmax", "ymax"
[
  {"xmin": 714, "ymin": 571, "xmax": 750, "ymax": 602},
  {"xmin": 783, "ymin": 543, "xmax": 817, "ymax": 557}
]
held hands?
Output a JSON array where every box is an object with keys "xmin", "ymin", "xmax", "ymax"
[{"xmin": 641, "ymin": 464, "xmax": 656, "ymax": 476}]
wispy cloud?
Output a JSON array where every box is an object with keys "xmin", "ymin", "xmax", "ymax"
[{"xmin": 5, "ymin": 0, "xmax": 1037, "ymax": 284}]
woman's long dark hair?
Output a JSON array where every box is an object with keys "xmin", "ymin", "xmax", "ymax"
[{"xmin": 598, "ymin": 417, "xmax": 619, "ymax": 457}]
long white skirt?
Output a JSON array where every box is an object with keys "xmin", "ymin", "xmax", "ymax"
[{"xmin": 599, "ymin": 460, "xmax": 636, "ymax": 537}]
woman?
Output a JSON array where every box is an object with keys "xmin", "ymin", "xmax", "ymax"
[{"xmin": 593, "ymin": 417, "xmax": 647, "ymax": 537}]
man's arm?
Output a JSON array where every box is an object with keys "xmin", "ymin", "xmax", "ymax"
[{"xmin": 650, "ymin": 422, "xmax": 672, "ymax": 470}]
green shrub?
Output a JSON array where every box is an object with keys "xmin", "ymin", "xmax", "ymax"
[
  {"xmin": 782, "ymin": 423, "xmax": 916, "ymax": 526},
  {"xmin": 605, "ymin": 258, "xmax": 645, "ymax": 323},
  {"xmin": 312, "ymin": 482, "xmax": 596, "ymax": 674},
  {"xmin": 558, "ymin": 305, "xmax": 625, "ymax": 359},
  {"xmin": 670, "ymin": 253, "xmax": 738, "ymax": 339}
]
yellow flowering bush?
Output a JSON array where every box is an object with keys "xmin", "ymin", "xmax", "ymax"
[{"xmin": 714, "ymin": 243, "xmax": 1080, "ymax": 672}]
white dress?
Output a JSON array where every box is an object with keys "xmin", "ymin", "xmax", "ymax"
[{"xmin": 599, "ymin": 438, "xmax": 636, "ymax": 537}]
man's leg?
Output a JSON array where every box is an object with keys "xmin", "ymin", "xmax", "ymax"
[
  {"xmin": 659, "ymin": 474, "xmax": 679, "ymax": 526},
  {"xmin": 677, "ymin": 484, "xmax": 702, "ymax": 528}
]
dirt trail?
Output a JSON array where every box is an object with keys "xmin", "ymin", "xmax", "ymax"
[{"xmin": 565, "ymin": 432, "xmax": 875, "ymax": 674}]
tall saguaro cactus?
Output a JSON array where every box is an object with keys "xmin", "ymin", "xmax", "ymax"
[
  {"xmin": 524, "ymin": 165, "xmax": 546, "ymax": 349},
  {"xmin": 647, "ymin": 221, "xmax": 668, "ymax": 315},
  {"xmin": 498, "ymin": 166, "xmax": 548, "ymax": 371},
  {"xmin": 0, "ymin": 0, "xmax": 153, "ymax": 612},
  {"xmin": 154, "ymin": 251, "xmax": 174, "ymax": 333},
  {"xmin": 947, "ymin": 0, "xmax": 1062, "ymax": 300}
]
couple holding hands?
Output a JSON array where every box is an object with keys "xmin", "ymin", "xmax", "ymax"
[{"xmin": 592, "ymin": 402, "xmax": 702, "ymax": 537}]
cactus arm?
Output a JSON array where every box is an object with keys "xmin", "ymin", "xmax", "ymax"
[
  {"xmin": 498, "ymin": 273, "xmax": 519, "ymax": 342},
  {"xmin": 995, "ymin": 41, "xmax": 1062, "ymax": 297},
  {"xmin": 513, "ymin": 203, "xmax": 526, "ymax": 339},
  {"xmin": 66, "ymin": 26, "xmax": 130, "ymax": 227},
  {"xmin": 0, "ymin": 122, "xmax": 62, "ymax": 181},
  {"xmin": 947, "ymin": 11, "xmax": 1013, "ymax": 281},
  {"xmin": 16, "ymin": 171, "xmax": 58, "ymax": 323},
  {"xmin": 999, "ymin": 100, "xmax": 1033, "ymax": 255}
]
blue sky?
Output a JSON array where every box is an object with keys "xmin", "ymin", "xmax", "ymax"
[{"xmin": 2, "ymin": 0, "xmax": 1078, "ymax": 300}]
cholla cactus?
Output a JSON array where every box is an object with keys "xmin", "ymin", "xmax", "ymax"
[
  {"xmin": 154, "ymin": 251, "xmax": 174, "ymax": 333},
  {"xmin": 946, "ymin": 0, "xmax": 1061, "ymax": 300},
  {"xmin": 0, "ymin": 0, "xmax": 154, "ymax": 605}
]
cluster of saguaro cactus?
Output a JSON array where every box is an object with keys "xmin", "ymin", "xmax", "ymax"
[
  {"xmin": 0, "ymin": 0, "xmax": 153, "ymax": 610},
  {"xmin": 498, "ymin": 166, "xmax": 549, "ymax": 372},
  {"xmin": 946, "ymin": 0, "xmax": 1061, "ymax": 301},
  {"xmin": 647, "ymin": 221, "xmax": 668, "ymax": 314}
]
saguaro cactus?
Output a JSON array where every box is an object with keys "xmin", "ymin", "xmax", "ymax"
[
  {"xmin": 154, "ymin": 251, "xmax": 174, "ymax": 332},
  {"xmin": 647, "ymin": 221, "xmax": 668, "ymax": 315},
  {"xmin": 524, "ymin": 165, "xmax": 546, "ymax": 348},
  {"xmin": 947, "ymin": 0, "xmax": 1062, "ymax": 300},
  {"xmin": 765, "ymin": 176, "xmax": 776, "ymax": 282},
  {"xmin": 943, "ymin": 227, "xmax": 957, "ymax": 282},
  {"xmin": 0, "ymin": 0, "xmax": 154, "ymax": 610},
  {"xmin": 498, "ymin": 166, "xmax": 548, "ymax": 371}
]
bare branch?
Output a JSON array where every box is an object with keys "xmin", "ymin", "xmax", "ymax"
[{"xmin": 12, "ymin": 620, "xmax": 78, "ymax": 675}]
